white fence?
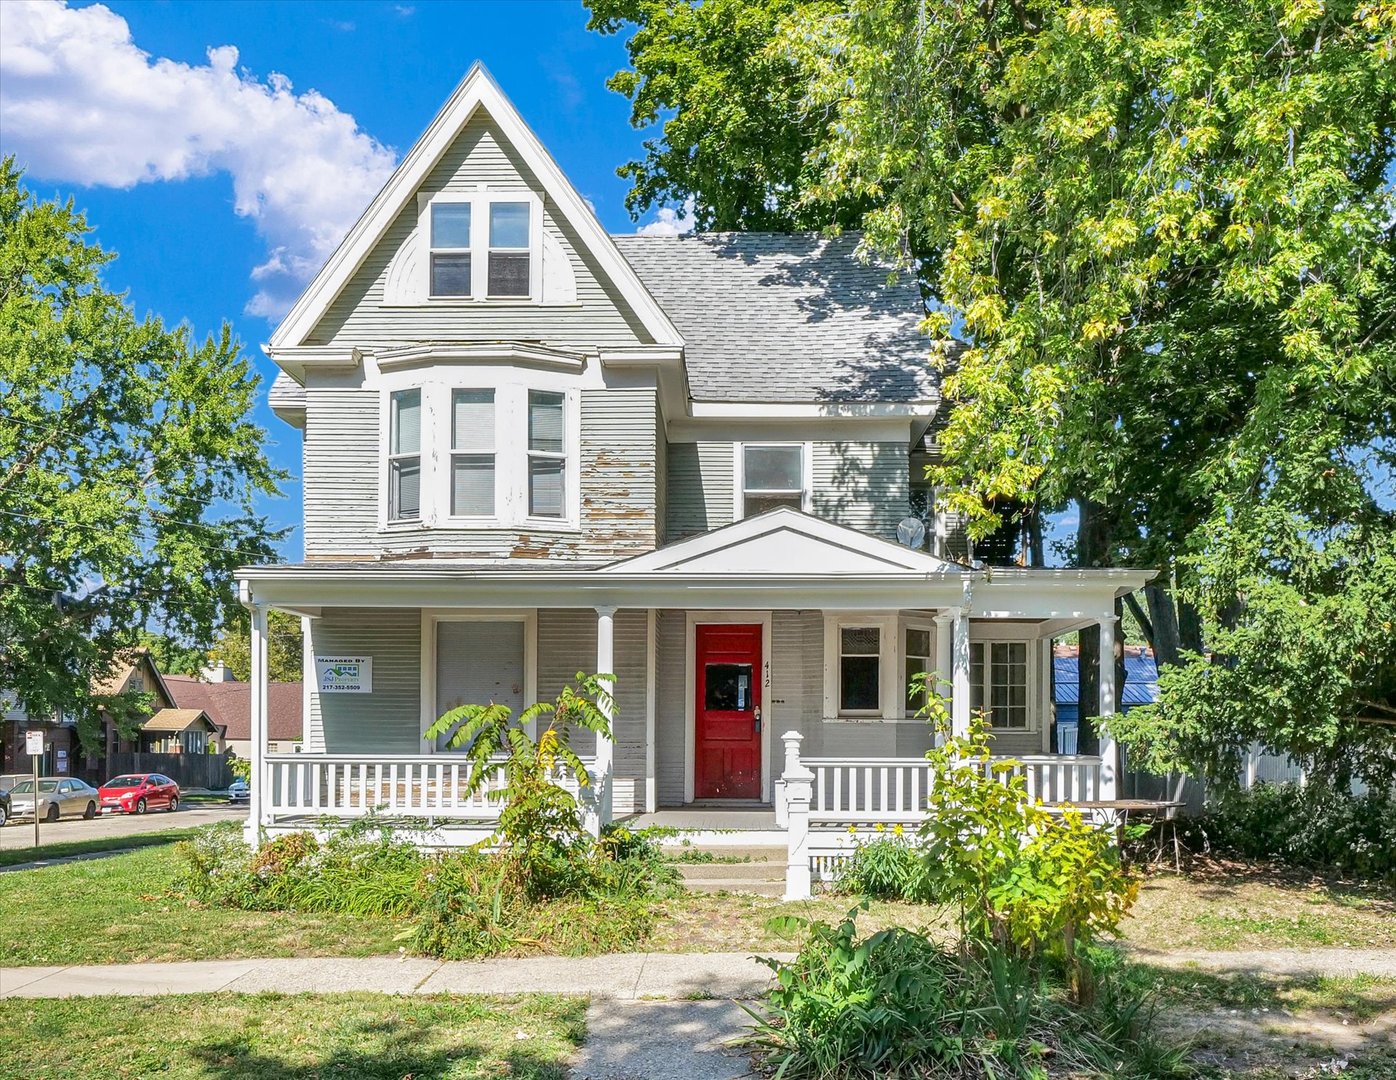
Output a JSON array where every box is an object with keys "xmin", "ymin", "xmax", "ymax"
[{"xmin": 263, "ymin": 754, "xmax": 592, "ymax": 824}]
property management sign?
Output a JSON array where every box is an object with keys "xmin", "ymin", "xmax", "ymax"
[{"xmin": 315, "ymin": 656, "xmax": 372, "ymax": 694}]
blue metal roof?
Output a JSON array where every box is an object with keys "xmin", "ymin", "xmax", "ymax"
[{"xmin": 1054, "ymin": 649, "xmax": 1158, "ymax": 708}]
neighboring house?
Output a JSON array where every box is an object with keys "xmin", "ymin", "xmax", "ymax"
[
  {"xmin": 1051, "ymin": 645, "xmax": 1159, "ymax": 754},
  {"xmin": 236, "ymin": 64, "xmax": 1151, "ymax": 842},
  {"xmin": 165, "ymin": 676, "xmax": 304, "ymax": 759},
  {"xmin": 139, "ymin": 709, "xmax": 221, "ymax": 754},
  {"xmin": 1, "ymin": 695, "xmax": 78, "ymax": 779}
]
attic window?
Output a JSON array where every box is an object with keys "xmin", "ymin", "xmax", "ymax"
[{"xmin": 419, "ymin": 193, "xmax": 539, "ymax": 302}]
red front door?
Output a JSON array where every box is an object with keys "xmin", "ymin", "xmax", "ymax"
[{"xmin": 695, "ymin": 624, "xmax": 762, "ymax": 799}]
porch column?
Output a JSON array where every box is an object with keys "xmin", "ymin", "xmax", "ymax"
[
  {"xmin": 951, "ymin": 607, "xmax": 971, "ymax": 742},
  {"xmin": 593, "ymin": 605, "xmax": 616, "ymax": 831},
  {"xmin": 1097, "ymin": 614, "xmax": 1119, "ymax": 800},
  {"xmin": 246, "ymin": 601, "xmax": 269, "ymax": 846},
  {"xmin": 933, "ymin": 611, "xmax": 953, "ymax": 730}
]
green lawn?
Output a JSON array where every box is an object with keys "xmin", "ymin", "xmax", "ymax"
[
  {"xmin": 0, "ymin": 843, "xmax": 407, "ymax": 966},
  {"xmin": 0, "ymin": 993, "xmax": 586, "ymax": 1079},
  {"xmin": 0, "ymin": 826, "xmax": 203, "ymax": 868}
]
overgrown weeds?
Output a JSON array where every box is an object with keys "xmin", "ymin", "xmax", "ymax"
[
  {"xmin": 746, "ymin": 905, "xmax": 1192, "ymax": 1080},
  {"xmin": 176, "ymin": 818, "xmax": 679, "ymax": 959}
]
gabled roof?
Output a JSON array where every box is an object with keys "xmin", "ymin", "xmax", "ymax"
[
  {"xmin": 612, "ymin": 232, "xmax": 945, "ymax": 404},
  {"xmin": 601, "ymin": 507, "xmax": 959, "ymax": 576},
  {"xmin": 269, "ymin": 62, "xmax": 682, "ymax": 352},
  {"xmin": 90, "ymin": 649, "xmax": 176, "ymax": 711},
  {"xmin": 164, "ymin": 677, "xmax": 304, "ymax": 742},
  {"xmin": 141, "ymin": 708, "xmax": 218, "ymax": 734}
]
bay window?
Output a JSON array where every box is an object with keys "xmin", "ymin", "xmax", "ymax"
[
  {"xmin": 970, "ymin": 641, "xmax": 1030, "ymax": 728},
  {"xmin": 740, "ymin": 443, "xmax": 807, "ymax": 517},
  {"xmin": 383, "ymin": 382, "xmax": 575, "ymax": 528},
  {"xmin": 838, "ymin": 625, "xmax": 882, "ymax": 715},
  {"xmin": 904, "ymin": 626, "xmax": 933, "ymax": 712},
  {"xmin": 388, "ymin": 389, "xmax": 422, "ymax": 522}
]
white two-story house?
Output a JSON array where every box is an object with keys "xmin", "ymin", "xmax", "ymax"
[{"xmin": 237, "ymin": 65, "xmax": 1149, "ymax": 842}]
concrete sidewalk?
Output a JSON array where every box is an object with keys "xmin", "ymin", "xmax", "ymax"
[{"xmin": 0, "ymin": 952, "xmax": 785, "ymax": 1001}]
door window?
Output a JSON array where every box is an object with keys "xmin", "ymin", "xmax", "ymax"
[{"xmin": 704, "ymin": 663, "xmax": 754, "ymax": 712}]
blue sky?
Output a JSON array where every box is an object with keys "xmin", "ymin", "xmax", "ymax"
[{"xmin": 1, "ymin": 0, "xmax": 671, "ymax": 560}]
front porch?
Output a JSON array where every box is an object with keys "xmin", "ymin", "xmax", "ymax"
[{"xmin": 238, "ymin": 510, "xmax": 1149, "ymax": 895}]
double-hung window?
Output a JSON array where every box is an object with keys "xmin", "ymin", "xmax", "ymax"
[
  {"xmin": 838, "ymin": 626, "xmax": 882, "ymax": 715},
  {"xmin": 450, "ymin": 389, "xmax": 495, "ymax": 517},
  {"xmin": 388, "ymin": 388, "xmax": 422, "ymax": 522},
  {"xmin": 429, "ymin": 202, "xmax": 472, "ymax": 297},
  {"xmin": 488, "ymin": 202, "xmax": 531, "ymax": 297},
  {"xmin": 741, "ymin": 443, "xmax": 805, "ymax": 517},
  {"xmin": 527, "ymin": 390, "xmax": 566, "ymax": 518},
  {"xmin": 970, "ymin": 641, "xmax": 1030, "ymax": 728},
  {"xmin": 904, "ymin": 626, "xmax": 933, "ymax": 713}
]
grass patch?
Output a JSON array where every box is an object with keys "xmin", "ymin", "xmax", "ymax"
[
  {"xmin": 0, "ymin": 992, "xmax": 586, "ymax": 1079},
  {"xmin": 1134, "ymin": 966, "xmax": 1396, "ymax": 1022},
  {"xmin": 0, "ymin": 844, "xmax": 406, "ymax": 966},
  {"xmin": 0, "ymin": 826, "xmax": 204, "ymax": 868}
]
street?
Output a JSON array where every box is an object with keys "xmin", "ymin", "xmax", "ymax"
[{"xmin": 0, "ymin": 802, "xmax": 245, "ymax": 851}]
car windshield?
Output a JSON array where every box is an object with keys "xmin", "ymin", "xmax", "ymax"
[
  {"xmin": 10, "ymin": 780, "xmax": 58, "ymax": 793},
  {"xmin": 104, "ymin": 776, "xmax": 146, "ymax": 788}
]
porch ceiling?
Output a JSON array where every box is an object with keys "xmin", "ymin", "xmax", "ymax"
[{"xmin": 236, "ymin": 561, "xmax": 1153, "ymax": 620}]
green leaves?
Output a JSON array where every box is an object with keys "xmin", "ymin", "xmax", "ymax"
[{"xmin": 0, "ymin": 158, "xmax": 286, "ymax": 745}]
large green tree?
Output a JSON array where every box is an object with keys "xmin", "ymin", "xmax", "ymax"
[
  {"xmin": 206, "ymin": 608, "xmax": 304, "ymax": 684},
  {"xmin": 591, "ymin": 1, "xmax": 1396, "ymax": 786},
  {"xmin": 0, "ymin": 159, "xmax": 284, "ymax": 750}
]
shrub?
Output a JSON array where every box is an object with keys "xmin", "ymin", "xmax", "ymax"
[
  {"xmin": 834, "ymin": 826, "xmax": 934, "ymax": 902},
  {"xmin": 749, "ymin": 907, "xmax": 1190, "ymax": 1080},
  {"xmin": 1189, "ymin": 782, "xmax": 1396, "ymax": 883}
]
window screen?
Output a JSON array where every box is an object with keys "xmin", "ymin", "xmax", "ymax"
[
  {"xmin": 527, "ymin": 390, "xmax": 566, "ymax": 517},
  {"xmin": 389, "ymin": 389, "xmax": 421, "ymax": 521},
  {"xmin": 451, "ymin": 389, "xmax": 495, "ymax": 516}
]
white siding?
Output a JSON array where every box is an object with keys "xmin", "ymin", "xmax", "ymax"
[
  {"xmin": 308, "ymin": 116, "xmax": 649, "ymax": 349},
  {"xmin": 812, "ymin": 441, "xmax": 909, "ymax": 543},
  {"xmin": 665, "ymin": 442, "xmax": 734, "ymax": 541}
]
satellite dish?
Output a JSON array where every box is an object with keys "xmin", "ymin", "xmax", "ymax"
[{"xmin": 896, "ymin": 516, "xmax": 927, "ymax": 550}]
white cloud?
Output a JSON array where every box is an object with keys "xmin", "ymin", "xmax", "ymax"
[
  {"xmin": 637, "ymin": 197, "xmax": 696, "ymax": 237},
  {"xmin": 0, "ymin": 1, "xmax": 398, "ymax": 320}
]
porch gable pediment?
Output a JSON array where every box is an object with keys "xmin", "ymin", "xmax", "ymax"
[{"xmin": 600, "ymin": 508, "xmax": 959, "ymax": 576}]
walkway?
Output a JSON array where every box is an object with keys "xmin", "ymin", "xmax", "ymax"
[
  {"xmin": 1128, "ymin": 947, "xmax": 1396, "ymax": 980},
  {"xmin": 0, "ymin": 952, "xmax": 783, "ymax": 1001}
]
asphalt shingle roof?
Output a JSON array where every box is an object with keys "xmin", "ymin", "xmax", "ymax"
[{"xmin": 612, "ymin": 232, "xmax": 941, "ymax": 403}]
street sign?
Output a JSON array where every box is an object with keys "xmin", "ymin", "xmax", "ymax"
[{"xmin": 25, "ymin": 730, "xmax": 44, "ymax": 756}]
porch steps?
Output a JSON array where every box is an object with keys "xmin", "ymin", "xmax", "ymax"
[{"xmin": 673, "ymin": 849, "xmax": 786, "ymax": 898}]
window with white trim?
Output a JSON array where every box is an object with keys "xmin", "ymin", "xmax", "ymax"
[
  {"xmin": 838, "ymin": 625, "xmax": 882, "ymax": 714},
  {"xmin": 970, "ymin": 641, "xmax": 1030, "ymax": 728},
  {"xmin": 450, "ymin": 389, "xmax": 495, "ymax": 517},
  {"xmin": 388, "ymin": 388, "xmax": 422, "ymax": 522},
  {"xmin": 488, "ymin": 201, "xmax": 531, "ymax": 297},
  {"xmin": 527, "ymin": 390, "xmax": 566, "ymax": 518},
  {"xmin": 740, "ymin": 443, "xmax": 806, "ymax": 517},
  {"xmin": 419, "ymin": 193, "xmax": 540, "ymax": 301},
  {"xmin": 429, "ymin": 201, "xmax": 472, "ymax": 297},
  {"xmin": 904, "ymin": 626, "xmax": 933, "ymax": 713}
]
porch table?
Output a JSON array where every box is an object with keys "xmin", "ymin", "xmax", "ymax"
[{"xmin": 1053, "ymin": 799, "xmax": 1186, "ymax": 870}]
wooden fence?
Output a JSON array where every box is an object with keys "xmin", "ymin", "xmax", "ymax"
[{"xmin": 105, "ymin": 751, "xmax": 234, "ymax": 790}]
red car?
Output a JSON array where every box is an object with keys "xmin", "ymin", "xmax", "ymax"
[{"xmin": 98, "ymin": 773, "xmax": 180, "ymax": 814}]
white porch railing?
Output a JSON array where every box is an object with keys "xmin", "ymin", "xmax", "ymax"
[
  {"xmin": 262, "ymin": 754, "xmax": 594, "ymax": 824},
  {"xmin": 778, "ymin": 732, "xmax": 1107, "ymax": 900}
]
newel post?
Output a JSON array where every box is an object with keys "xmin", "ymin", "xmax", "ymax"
[{"xmin": 781, "ymin": 730, "xmax": 814, "ymax": 901}]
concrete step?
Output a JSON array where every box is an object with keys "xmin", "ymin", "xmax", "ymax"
[
  {"xmin": 680, "ymin": 877, "xmax": 786, "ymax": 898},
  {"xmin": 664, "ymin": 844, "xmax": 784, "ymax": 862},
  {"xmin": 676, "ymin": 861, "xmax": 783, "ymax": 883}
]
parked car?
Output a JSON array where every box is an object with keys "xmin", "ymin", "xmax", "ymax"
[
  {"xmin": 98, "ymin": 773, "xmax": 180, "ymax": 814},
  {"xmin": 227, "ymin": 778, "xmax": 250, "ymax": 804},
  {"xmin": 7, "ymin": 777, "xmax": 99, "ymax": 821},
  {"xmin": 0, "ymin": 788, "xmax": 10, "ymax": 827},
  {"xmin": 0, "ymin": 773, "xmax": 28, "ymax": 796}
]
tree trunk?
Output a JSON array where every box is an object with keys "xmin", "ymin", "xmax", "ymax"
[
  {"xmin": 1145, "ymin": 580, "xmax": 1184, "ymax": 669},
  {"xmin": 1028, "ymin": 507, "xmax": 1044, "ymax": 567}
]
